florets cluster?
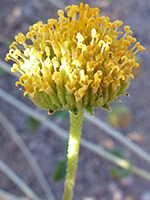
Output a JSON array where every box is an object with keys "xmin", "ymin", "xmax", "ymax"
[{"xmin": 6, "ymin": 3, "xmax": 145, "ymax": 114}]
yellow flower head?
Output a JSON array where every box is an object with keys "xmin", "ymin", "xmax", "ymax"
[{"xmin": 6, "ymin": 3, "xmax": 145, "ymax": 114}]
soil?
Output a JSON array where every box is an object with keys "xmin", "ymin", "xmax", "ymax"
[{"xmin": 0, "ymin": 0, "xmax": 150, "ymax": 200}]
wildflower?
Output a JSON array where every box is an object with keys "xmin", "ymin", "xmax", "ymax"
[
  {"xmin": 6, "ymin": 4, "xmax": 146, "ymax": 200},
  {"xmin": 6, "ymin": 3, "xmax": 145, "ymax": 114}
]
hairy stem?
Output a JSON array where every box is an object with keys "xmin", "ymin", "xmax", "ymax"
[{"xmin": 63, "ymin": 110, "xmax": 84, "ymax": 200}]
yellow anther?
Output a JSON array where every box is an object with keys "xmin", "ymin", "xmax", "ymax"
[
  {"xmin": 111, "ymin": 65, "xmax": 120, "ymax": 73},
  {"xmin": 122, "ymin": 39, "xmax": 131, "ymax": 47},
  {"xmin": 86, "ymin": 61, "xmax": 98, "ymax": 72},
  {"xmin": 126, "ymin": 35, "xmax": 132, "ymax": 41},
  {"xmin": 132, "ymin": 38, "xmax": 136, "ymax": 43},
  {"xmin": 80, "ymin": 2, "xmax": 84, "ymax": 8},
  {"xmin": 129, "ymin": 59, "xmax": 135, "ymax": 66},
  {"xmin": 104, "ymin": 35, "xmax": 112, "ymax": 44},
  {"xmin": 103, "ymin": 20, "xmax": 108, "ymax": 27},
  {"xmin": 118, "ymin": 31, "xmax": 123, "ymax": 35},
  {"xmin": 36, "ymin": 21, "xmax": 43, "ymax": 28},
  {"xmin": 15, "ymin": 81, "xmax": 20, "ymax": 87},
  {"xmin": 31, "ymin": 30, "xmax": 36, "ymax": 37},
  {"xmin": 85, "ymin": 4, "xmax": 89, "ymax": 10},
  {"xmin": 9, "ymin": 49, "xmax": 15, "ymax": 54},
  {"xmin": 119, "ymin": 71, "xmax": 125, "ymax": 80},
  {"xmin": 77, "ymin": 32, "xmax": 84, "ymax": 42},
  {"xmin": 107, "ymin": 61, "xmax": 115, "ymax": 68},
  {"xmin": 52, "ymin": 57, "xmax": 60, "ymax": 69},
  {"xmin": 126, "ymin": 49, "xmax": 133, "ymax": 56},
  {"xmin": 106, "ymin": 17, "xmax": 110, "ymax": 22},
  {"xmin": 118, "ymin": 20, "xmax": 123, "ymax": 27},
  {"xmin": 125, "ymin": 68, "xmax": 131, "ymax": 75},
  {"xmin": 11, "ymin": 63, "xmax": 19, "ymax": 72},
  {"xmin": 15, "ymin": 33, "xmax": 26, "ymax": 44},
  {"xmin": 126, "ymin": 36, "xmax": 136, "ymax": 43},
  {"xmin": 137, "ymin": 46, "xmax": 145, "ymax": 52},
  {"xmin": 38, "ymin": 28, "xmax": 44, "ymax": 34},
  {"xmin": 18, "ymin": 33, "xmax": 26, "ymax": 40},
  {"xmin": 114, "ymin": 20, "xmax": 123, "ymax": 28},
  {"xmin": 15, "ymin": 49, "xmax": 22, "ymax": 56},
  {"xmin": 47, "ymin": 19, "xmax": 58, "ymax": 26},
  {"xmin": 10, "ymin": 41, "xmax": 18, "ymax": 49},
  {"xmin": 118, "ymin": 51, "xmax": 124, "ymax": 57},
  {"xmin": 65, "ymin": 5, "xmax": 71, "ymax": 11},
  {"xmin": 15, "ymin": 75, "xmax": 27, "ymax": 87},
  {"xmin": 6, "ymin": 53, "xmax": 12, "ymax": 60},
  {"xmin": 33, "ymin": 23, "xmax": 39, "ymax": 30},
  {"xmin": 124, "ymin": 26, "xmax": 130, "ymax": 32},
  {"xmin": 57, "ymin": 10, "xmax": 64, "ymax": 16},
  {"xmin": 91, "ymin": 28, "xmax": 97, "ymax": 38},
  {"xmin": 121, "ymin": 56, "xmax": 128, "ymax": 61},
  {"xmin": 106, "ymin": 22, "xmax": 112, "ymax": 29},
  {"xmin": 95, "ymin": 70, "xmax": 102, "ymax": 81},
  {"xmin": 134, "ymin": 63, "xmax": 139, "ymax": 68},
  {"xmin": 29, "ymin": 26, "xmax": 34, "ymax": 31},
  {"xmin": 99, "ymin": 40, "xmax": 109, "ymax": 53},
  {"xmin": 82, "ymin": 44, "xmax": 87, "ymax": 51},
  {"xmin": 26, "ymin": 32, "xmax": 32, "ymax": 39},
  {"xmin": 134, "ymin": 42, "xmax": 140, "ymax": 48},
  {"xmin": 45, "ymin": 46, "xmax": 51, "ymax": 57}
]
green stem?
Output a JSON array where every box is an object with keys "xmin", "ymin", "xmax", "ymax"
[{"xmin": 63, "ymin": 110, "xmax": 84, "ymax": 200}]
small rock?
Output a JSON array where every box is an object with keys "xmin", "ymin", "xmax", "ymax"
[
  {"xmin": 120, "ymin": 176, "xmax": 134, "ymax": 187},
  {"xmin": 141, "ymin": 192, "xmax": 150, "ymax": 200},
  {"xmin": 4, "ymin": 140, "xmax": 16, "ymax": 152},
  {"xmin": 124, "ymin": 196, "xmax": 133, "ymax": 200},
  {"xmin": 108, "ymin": 183, "xmax": 123, "ymax": 200},
  {"xmin": 83, "ymin": 197, "xmax": 96, "ymax": 200}
]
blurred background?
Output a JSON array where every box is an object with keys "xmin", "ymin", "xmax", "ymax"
[{"xmin": 0, "ymin": 0, "xmax": 150, "ymax": 200}]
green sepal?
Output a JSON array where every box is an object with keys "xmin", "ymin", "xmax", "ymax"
[
  {"xmin": 114, "ymin": 98, "xmax": 121, "ymax": 103},
  {"xmin": 85, "ymin": 105, "xmax": 94, "ymax": 116},
  {"xmin": 30, "ymin": 91, "xmax": 51, "ymax": 110},
  {"xmin": 56, "ymin": 85, "xmax": 66, "ymax": 107},
  {"xmin": 71, "ymin": 108, "xmax": 78, "ymax": 116},
  {"xmin": 102, "ymin": 103, "xmax": 111, "ymax": 112},
  {"xmin": 48, "ymin": 108, "xmax": 56, "ymax": 115},
  {"xmin": 117, "ymin": 78, "xmax": 130, "ymax": 96},
  {"xmin": 119, "ymin": 91, "xmax": 129, "ymax": 97}
]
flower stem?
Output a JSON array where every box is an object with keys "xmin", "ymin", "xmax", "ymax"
[{"xmin": 63, "ymin": 110, "xmax": 84, "ymax": 200}]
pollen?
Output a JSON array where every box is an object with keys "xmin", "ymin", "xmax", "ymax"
[{"xmin": 6, "ymin": 3, "xmax": 145, "ymax": 114}]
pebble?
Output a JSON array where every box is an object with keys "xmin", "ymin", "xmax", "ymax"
[
  {"xmin": 141, "ymin": 192, "xmax": 150, "ymax": 200},
  {"xmin": 108, "ymin": 183, "xmax": 123, "ymax": 200},
  {"xmin": 83, "ymin": 197, "xmax": 97, "ymax": 200},
  {"xmin": 120, "ymin": 176, "xmax": 134, "ymax": 187}
]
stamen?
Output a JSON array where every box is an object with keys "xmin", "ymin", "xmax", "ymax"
[{"xmin": 133, "ymin": 45, "xmax": 145, "ymax": 55}]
